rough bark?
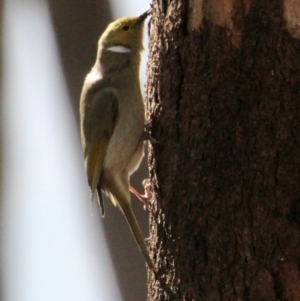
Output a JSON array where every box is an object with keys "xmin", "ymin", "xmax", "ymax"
[{"xmin": 146, "ymin": 0, "xmax": 300, "ymax": 300}]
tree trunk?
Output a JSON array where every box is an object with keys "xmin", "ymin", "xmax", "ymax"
[{"xmin": 146, "ymin": 0, "xmax": 300, "ymax": 300}]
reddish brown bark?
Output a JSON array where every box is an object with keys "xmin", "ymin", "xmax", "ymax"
[{"xmin": 146, "ymin": 0, "xmax": 300, "ymax": 300}]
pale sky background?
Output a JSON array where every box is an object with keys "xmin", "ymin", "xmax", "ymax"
[{"xmin": 1, "ymin": 0, "xmax": 150, "ymax": 300}]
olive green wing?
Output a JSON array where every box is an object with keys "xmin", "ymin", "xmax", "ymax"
[{"xmin": 81, "ymin": 87, "xmax": 118, "ymax": 215}]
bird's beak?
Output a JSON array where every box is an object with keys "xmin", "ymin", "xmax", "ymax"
[{"xmin": 136, "ymin": 9, "xmax": 151, "ymax": 25}]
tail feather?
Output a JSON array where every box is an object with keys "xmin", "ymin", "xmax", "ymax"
[
  {"xmin": 117, "ymin": 195, "xmax": 154, "ymax": 271},
  {"xmin": 107, "ymin": 191, "xmax": 117, "ymax": 207},
  {"xmin": 106, "ymin": 177, "xmax": 154, "ymax": 270},
  {"xmin": 90, "ymin": 190, "xmax": 104, "ymax": 217},
  {"xmin": 94, "ymin": 188, "xmax": 105, "ymax": 217}
]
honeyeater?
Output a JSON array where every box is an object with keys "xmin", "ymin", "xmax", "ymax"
[{"xmin": 79, "ymin": 10, "xmax": 153, "ymax": 270}]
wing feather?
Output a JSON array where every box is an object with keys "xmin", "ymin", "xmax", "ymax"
[{"xmin": 80, "ymin": 85, "xmax": 118, "ymax": 215}]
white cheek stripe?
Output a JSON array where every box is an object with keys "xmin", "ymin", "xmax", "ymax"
[{"xmin": 106, "ymin": 45, "xmax": 131, "ymax": 53}]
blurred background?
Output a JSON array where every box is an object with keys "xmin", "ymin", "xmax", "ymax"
[{"xmin": 0, "ymin": 0, "xmax": 151, "ymax": 300}]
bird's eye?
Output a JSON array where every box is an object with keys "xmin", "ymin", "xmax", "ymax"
[{"xmin": 122, "ymin": 25, "xmax": 130, "ymax": 31}]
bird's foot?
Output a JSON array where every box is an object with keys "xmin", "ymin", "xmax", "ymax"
[{"xmin": 130, "ymin": 179, "xmax": 152, "ymax": 211}]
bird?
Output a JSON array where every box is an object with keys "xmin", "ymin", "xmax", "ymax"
[{"xmin": 79, "ymin": 10, "xmax": 154, "ymax": 270}]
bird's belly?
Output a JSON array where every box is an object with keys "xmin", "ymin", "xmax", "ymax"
[
  {"xmin": 126, "ymin": 140, "xmax": 144, "ymax": 175},
  {"xmin": 102, "ymin": 103, "xmax": 144, "ymax": 177}
]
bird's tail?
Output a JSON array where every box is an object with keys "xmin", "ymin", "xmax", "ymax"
[
  {"xmin": 108, "ymin": 181, "xmax": 154, "ymax": 271},
  {"xmin": 120, "ymin": 200, "xmax": 154, "ymax": 271}
]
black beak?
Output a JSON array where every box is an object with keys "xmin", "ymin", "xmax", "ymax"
[{"xmin": 136, "ymin": 9, "xmax": 151, "ymax": 25}]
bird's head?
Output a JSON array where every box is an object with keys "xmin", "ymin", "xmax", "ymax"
[{"xmin": 99, "ymin": 10, "xmax": 150, "ymax": 54}]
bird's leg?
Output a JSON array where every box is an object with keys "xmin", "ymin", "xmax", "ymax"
[{"xmin": 130, "ymin": 179, "xmax": 152, "ymax": 211}]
